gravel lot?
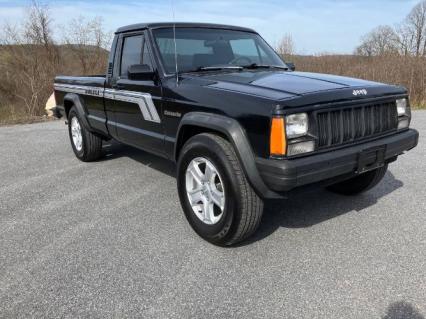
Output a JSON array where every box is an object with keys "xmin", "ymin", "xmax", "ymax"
[{"xmin": 0, "ymin": 112, "xmax": 425, "ymax": 318}]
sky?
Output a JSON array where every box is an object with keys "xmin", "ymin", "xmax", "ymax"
[{"xmin": 0, "ymin": 0, "xmax": 420, "ymax": 54}]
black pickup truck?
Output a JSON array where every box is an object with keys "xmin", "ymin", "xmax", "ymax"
[{"xmin": 53, "ymin": 22, "xmax": 419, "ymax": 246}]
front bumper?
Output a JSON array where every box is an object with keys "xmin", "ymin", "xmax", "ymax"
[{"xmin": 256, "ymin": 129, "xmax": 419, "ymax": 193}]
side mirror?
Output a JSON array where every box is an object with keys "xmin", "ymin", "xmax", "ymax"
[
  {"xmin": 286, "ymin": 62, "xmax": 296, "ymax": 71},
  {"xmin": 128, "ymin": 64, "xmax": 155, "ymax": 81}
]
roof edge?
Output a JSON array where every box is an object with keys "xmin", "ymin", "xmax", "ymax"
[{"xmin": 115, "ymin": 22, "xmax": 256, "ymax": 34}]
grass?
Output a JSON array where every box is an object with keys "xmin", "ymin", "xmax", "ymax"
[
  {"xmin": 0, "ymin": 116, "xmax": 57, "ymax": 126},
  {"xmin": 0, "ymin": 109, "xmax": 55, "ymax": 126}
]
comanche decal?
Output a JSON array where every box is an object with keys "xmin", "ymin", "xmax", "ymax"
[
  {"xmin": 54, "ymin": 84, "xmax": 161, "ymax": 123},
  {"xmin": 164, "ymin": 110, "xmax": 182, "ymax": 118}
]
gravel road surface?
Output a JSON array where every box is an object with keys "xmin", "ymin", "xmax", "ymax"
[{"xmin": 1, "ymin": 112, "xmax": 425, "ymax": 318}]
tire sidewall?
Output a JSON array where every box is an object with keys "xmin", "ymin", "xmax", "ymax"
[
  {"xmin": 177, "ymin": 135, "xmax": 245, "ymax": 244},
  {"xmin": 68, "ymin": 109, "xmax": 85, "ymax": 159}
]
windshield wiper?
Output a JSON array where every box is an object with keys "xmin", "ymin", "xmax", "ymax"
[
  {"xmin": 242, "ymin": 63, "xmax": 288, "ymax": 70},
  {"xmin": 186, "ymin": 65, "xmax": 243, "ymax": 73}
]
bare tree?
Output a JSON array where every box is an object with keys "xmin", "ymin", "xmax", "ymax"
[
  {"xmin": 276, "ymin": 33, "xmax": 295, "ymax": 57},
  {"xmin": 0, "ymin": 1, "xmax": 60, "ymax": 117},
  {"xmin": 395, "ymin": 22, "xmax": 416, "ymax": 56},
  {"xmin": 356, "ymin": 1, "xmax": 426, "ymax": 57},
  {"xmin": 24, "ymin": 1, "xmax": 52, "ymax": 46},
  {"xmin": 0, "ymin": 1, "xmax": 111, "ymax": 123},
  {"xmin": 403, "ymin": 0, "xmax": 426, "ymax": 56},
  {"xmin": 355, "ymin": 25, "xmax": 399, "ymax": 56},
  {"xmin": 63, "ymin": 16, "xmax": 110, "ymax": 75}
]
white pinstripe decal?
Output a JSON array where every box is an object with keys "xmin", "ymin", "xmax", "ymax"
[{"xmin": 54, "ymin": 84, "xmax": 161, "ymax": 123}]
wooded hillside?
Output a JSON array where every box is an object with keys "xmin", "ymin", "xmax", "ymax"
[{"xmin": 1, "ymin": 1, "xmax": 425, "ymax": 125}]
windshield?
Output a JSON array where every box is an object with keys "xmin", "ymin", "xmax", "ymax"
[{"xmin": 152, "ymin": 27, "xmax": 286, "ymax": 73}]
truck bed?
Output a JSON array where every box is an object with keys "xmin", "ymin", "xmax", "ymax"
[
  {"xmin": 54, "ymin": 75, "xmax": 108, "ymax": 136},
  {"xmin": 55, "ymin": 75, "xmax": 106, "ymax": 88}
]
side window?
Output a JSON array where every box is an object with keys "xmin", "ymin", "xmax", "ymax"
[
  {"xmin": 120, "ymin": 35, "xmax": 143, "ymax": 77},
  {"xmin": 141, "ymin": 38, "xmax": 153, "ymax": 70}
]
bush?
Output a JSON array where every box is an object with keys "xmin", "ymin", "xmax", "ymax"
[{"xmin": 0, "ymin": 2, "xmax": 109, "ymax": 125}]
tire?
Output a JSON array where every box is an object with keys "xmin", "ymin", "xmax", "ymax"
[
  {"xmin": 68, "ymin": 106, "xmax": 102, "ymax": 162},
  {"xmin": 326, "ymin": 164, "xmax": 388, "ymax": 195},
  {"xmin": 177, "ymin": 133, "xmax": 264, "ymax": 246}
]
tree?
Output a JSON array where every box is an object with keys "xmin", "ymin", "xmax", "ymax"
[
  {"xmin": 0, "ymin": 1, "xmax": 111, "ymax": 122},
  {"xmin": 0, "ymin": 1, "xmax": 60, "ymax": 117},
  {"xmin": 357, "ymin": 1, "xmax": 426, "ymax": 57},
  {"xmin": 402, "ymin": 0, "xmax": 426, "ymax": 56},
  {"xmin": 395, "ymin": 22, "xmax": 416, "ymax": 56},
  {"xmin": 276, "ymin": 34, "xmax": 295, "ymax": 57},
  {"xmin": 64, "ymin": 16, "xmax": 110, "ymax": 75},
  {"xmin": 355, "ymin": 25, "xmax": 399, "ymax": 56}
]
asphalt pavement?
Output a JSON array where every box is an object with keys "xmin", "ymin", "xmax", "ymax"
[{"xmin": 0, "ymin": 112, "xmax": 425, "ymax": 318}]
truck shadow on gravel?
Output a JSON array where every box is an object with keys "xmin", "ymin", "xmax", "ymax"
[
  {"xmin": 382, "ymin": 301, "xmax": 424, "ymax": 319},
  {"xmin": 101, "ymin": 142, "xmax": 404, "ymax": 246},
  {"xmin": 102, "ymin": 142, "xmax": 176, "ymax": 178},
  {"xmin": 240, "ymin": 170, "xmax": 403, "ymax": 245}
]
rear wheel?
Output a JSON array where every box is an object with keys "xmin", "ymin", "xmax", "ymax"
[
  {"xmin": 68, "ymin": 107, "xmax": 102, "ymax": 162},
  {"xmin": 327, "ymin": 164, "xmax": 388, "ymax": 195},
  {"xmin": 177, "ymin": 133, "xmax": 263, "ymax": 246}
]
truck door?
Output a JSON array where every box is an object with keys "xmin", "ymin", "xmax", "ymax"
[{"xmin": 109, "ymin": 31, "xmax": 165, "ymax": 155}]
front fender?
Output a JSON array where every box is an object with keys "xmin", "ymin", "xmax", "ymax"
[{"xmin": 176, "ymin": 112, "xmax": 280, "ymax": 199}]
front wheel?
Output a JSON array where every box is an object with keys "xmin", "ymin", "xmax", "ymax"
[
  {"xmin": 177, "ymin": 133, "xmax": 263, "ymax": 246},
  {"xmin": 327, "ymin": 164, "xmax": 388, "ymax": 195}
]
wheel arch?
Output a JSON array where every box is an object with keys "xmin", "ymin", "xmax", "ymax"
[
  {"xmin": 63, "ymin": 93, "xmax": 91, "ymax": 130},
  {"xmin": 175, "ymin": 112, "xmax": 278, "ymax": 199}
]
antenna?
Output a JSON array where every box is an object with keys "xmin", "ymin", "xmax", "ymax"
[{"xmin": 171, "ymin": 0, "xmax": 179, "ymax": 86}]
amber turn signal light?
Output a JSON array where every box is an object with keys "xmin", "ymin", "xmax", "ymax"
[{"xmin": 270, "ymin": 117, "xmax": 286, "ymax": 156}]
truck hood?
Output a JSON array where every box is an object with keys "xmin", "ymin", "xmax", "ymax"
[{"xmin": 188, "ymin": 70, "xmax": 402, "ymax": 100}]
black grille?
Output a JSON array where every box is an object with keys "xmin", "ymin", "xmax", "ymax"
[{"xmin": 316, "ymin": 101, "xmax": 398, "ymax": 148}]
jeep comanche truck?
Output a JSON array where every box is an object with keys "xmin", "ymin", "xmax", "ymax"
[{"xmin": 53, "ymin": 22, "xmax": 419, "ymax": 246}]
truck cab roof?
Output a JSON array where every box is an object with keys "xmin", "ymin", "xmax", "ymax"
[{"xmin": 115, "ymin": 22, "xmax": 256, "ymax": 34}]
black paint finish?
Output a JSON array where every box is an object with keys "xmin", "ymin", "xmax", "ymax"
[{"xmin": 53, "ymin": 23, "xmax": 418, "ymax": 198}]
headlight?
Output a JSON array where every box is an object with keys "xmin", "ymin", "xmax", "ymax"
[
  {"xmin": 286, "ymin": 113, "xmax": 308, "ymax": 138},
  {"xmin": 396, "ymin": 98, "xmax": 407, "ymax": 116},
  {"xmin": 396, "ymin": 98, "xmax": 411, "ymax": 129}
]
